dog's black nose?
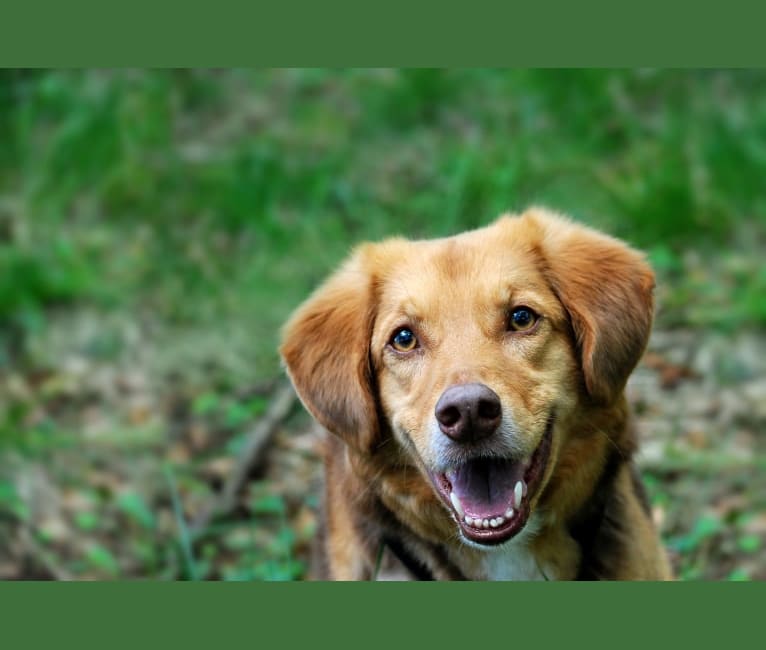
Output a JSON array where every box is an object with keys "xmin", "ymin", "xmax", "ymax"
[{"xmin": 435, "ymin": 383, "xmax": 502, "ymax": 443}]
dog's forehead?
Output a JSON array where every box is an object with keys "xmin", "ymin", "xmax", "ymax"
[{"xmin": 375, "ymin": 219, "xmax": 547, "ymax": 312}]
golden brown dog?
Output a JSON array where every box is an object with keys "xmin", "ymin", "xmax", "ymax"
[{"xmin": 280, "ymin": 207, "xmax": 671, "ymax": 580}]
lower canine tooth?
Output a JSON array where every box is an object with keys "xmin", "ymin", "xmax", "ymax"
[{"xmin": 450, "ymin": 492, "xmax": 465, "ymax": 517}]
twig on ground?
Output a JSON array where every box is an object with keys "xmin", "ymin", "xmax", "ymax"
[{"xmin": 190, "ymin": 382, "xmax": 297, "ymax": 537}]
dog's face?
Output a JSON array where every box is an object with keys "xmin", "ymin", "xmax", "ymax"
[
  {"xmin": 369, "ymin": 225, "xmax": 578, "ymax": 546},
  {"xmin": 281, "ymin": 208, "xmax": 654, "ymax": 548}
]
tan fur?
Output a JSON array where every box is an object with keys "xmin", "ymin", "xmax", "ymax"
[{"xmin": 281, "ymin": 207, "xmax": 671, "ymax": 580}]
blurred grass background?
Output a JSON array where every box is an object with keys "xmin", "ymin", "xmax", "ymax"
[{"xmin": 0, "ymin": 69, "xmax": 764, "ymax": 580}]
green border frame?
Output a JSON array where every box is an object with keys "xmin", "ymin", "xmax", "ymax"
[
  {"xmin": 1, "ymin": 1, "xmax": 766, "ymax": 65},
  {"xmin": 2, "ymin": 583, "xmax": 762, "ymax": 646}
]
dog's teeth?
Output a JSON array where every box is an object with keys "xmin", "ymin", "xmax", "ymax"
[
  {"xmin": 464, "ymin": 515, "xmax": 473, "ymax": 526},
  {"xmin": 496, "ymin": 516, "xmax": 505, "ymax": 526},
  {"xmin": 505, "ymin": 508, "xmax": 515, "ymax": 519},
  {"xmin": 522, "ymin": 480, "xmax": 528, "ymax": 497},
  {"xmin": 489, "ymin": 518, "xmax": 498, "ymax": 528},
  {"xmin": 450, "ymin": 492, "xmax": 465, "ymax": 517},
  {"xmin": 514, "ymin": 481, "xmax": 524, "ymax": 508},
  {"xmin": 482, "ymin": 518, "xmax": 489, "ymax": 528}
]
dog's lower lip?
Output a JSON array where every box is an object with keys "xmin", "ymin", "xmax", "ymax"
[
  {"xmin": 429, "ymin": 421, "xmax": 553, "ymax": 546},
  {"xmin": 434, "ymin": 468, "xmax": 528, "ymax": 545}
]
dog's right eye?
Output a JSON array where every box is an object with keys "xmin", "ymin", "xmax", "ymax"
[{"xmin": 390, "ymin": 328, "xmax": 418, "ymax": 352}]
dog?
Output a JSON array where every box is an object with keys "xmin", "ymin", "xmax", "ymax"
[{"xmin": 280, "ymin": 207, "xmax": 672, "ymax": 580}]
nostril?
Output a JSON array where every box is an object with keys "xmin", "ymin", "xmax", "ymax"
[
  {"xmin": 477, "ymin": 399, "xmax": 501, "ymax": 421},
  {"xmin": 438, "ymin": 405, "xmax": 461, "ymax": 427},
  {"xmin": 435, "ymin": 383, "xmax": 502, "ymax": 442}
]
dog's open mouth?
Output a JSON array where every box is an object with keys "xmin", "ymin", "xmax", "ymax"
[{"xmin": 429, "ymin": 422, "xmax": 553, "ymax": 546}]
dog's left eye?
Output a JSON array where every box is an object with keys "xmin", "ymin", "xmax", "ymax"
[
  {"xmin": 508, "ymin": 307, "xmax": 538, "ymax": 332},
  {"xmin": 390, "ymin": 328, "xmax": 418, "ymax": 352}
]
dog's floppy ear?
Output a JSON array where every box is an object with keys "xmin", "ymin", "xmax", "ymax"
[
  {"xmin": 280, "ymin": 247, "xmax": 379, "ymax": 452},
  {"xmin": 527, "ymin": 208, "xmax": 655, "ymax": 405}
]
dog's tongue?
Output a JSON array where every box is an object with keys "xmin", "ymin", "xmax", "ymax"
[{"xmin": 446, "ymin": 458, "xmax": 523, "ymax": 518}]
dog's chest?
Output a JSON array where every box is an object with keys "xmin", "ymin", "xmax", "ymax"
[{"xmin": 480, "ymin": 543, "xmax": 549, "ymax": 581}]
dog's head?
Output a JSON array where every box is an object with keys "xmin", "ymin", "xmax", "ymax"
[{"xmin": 281, "ymin": 208, "xmax": 654, "ymax": 547}]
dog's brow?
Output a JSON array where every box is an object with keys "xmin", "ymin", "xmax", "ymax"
[
  {"xmin": 494, "ymin": 285, "xmax": 514, "ymax": 308},
  {"xmin": 391, "ymin": 295, "xmax": 425, "ymax": 323}
]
